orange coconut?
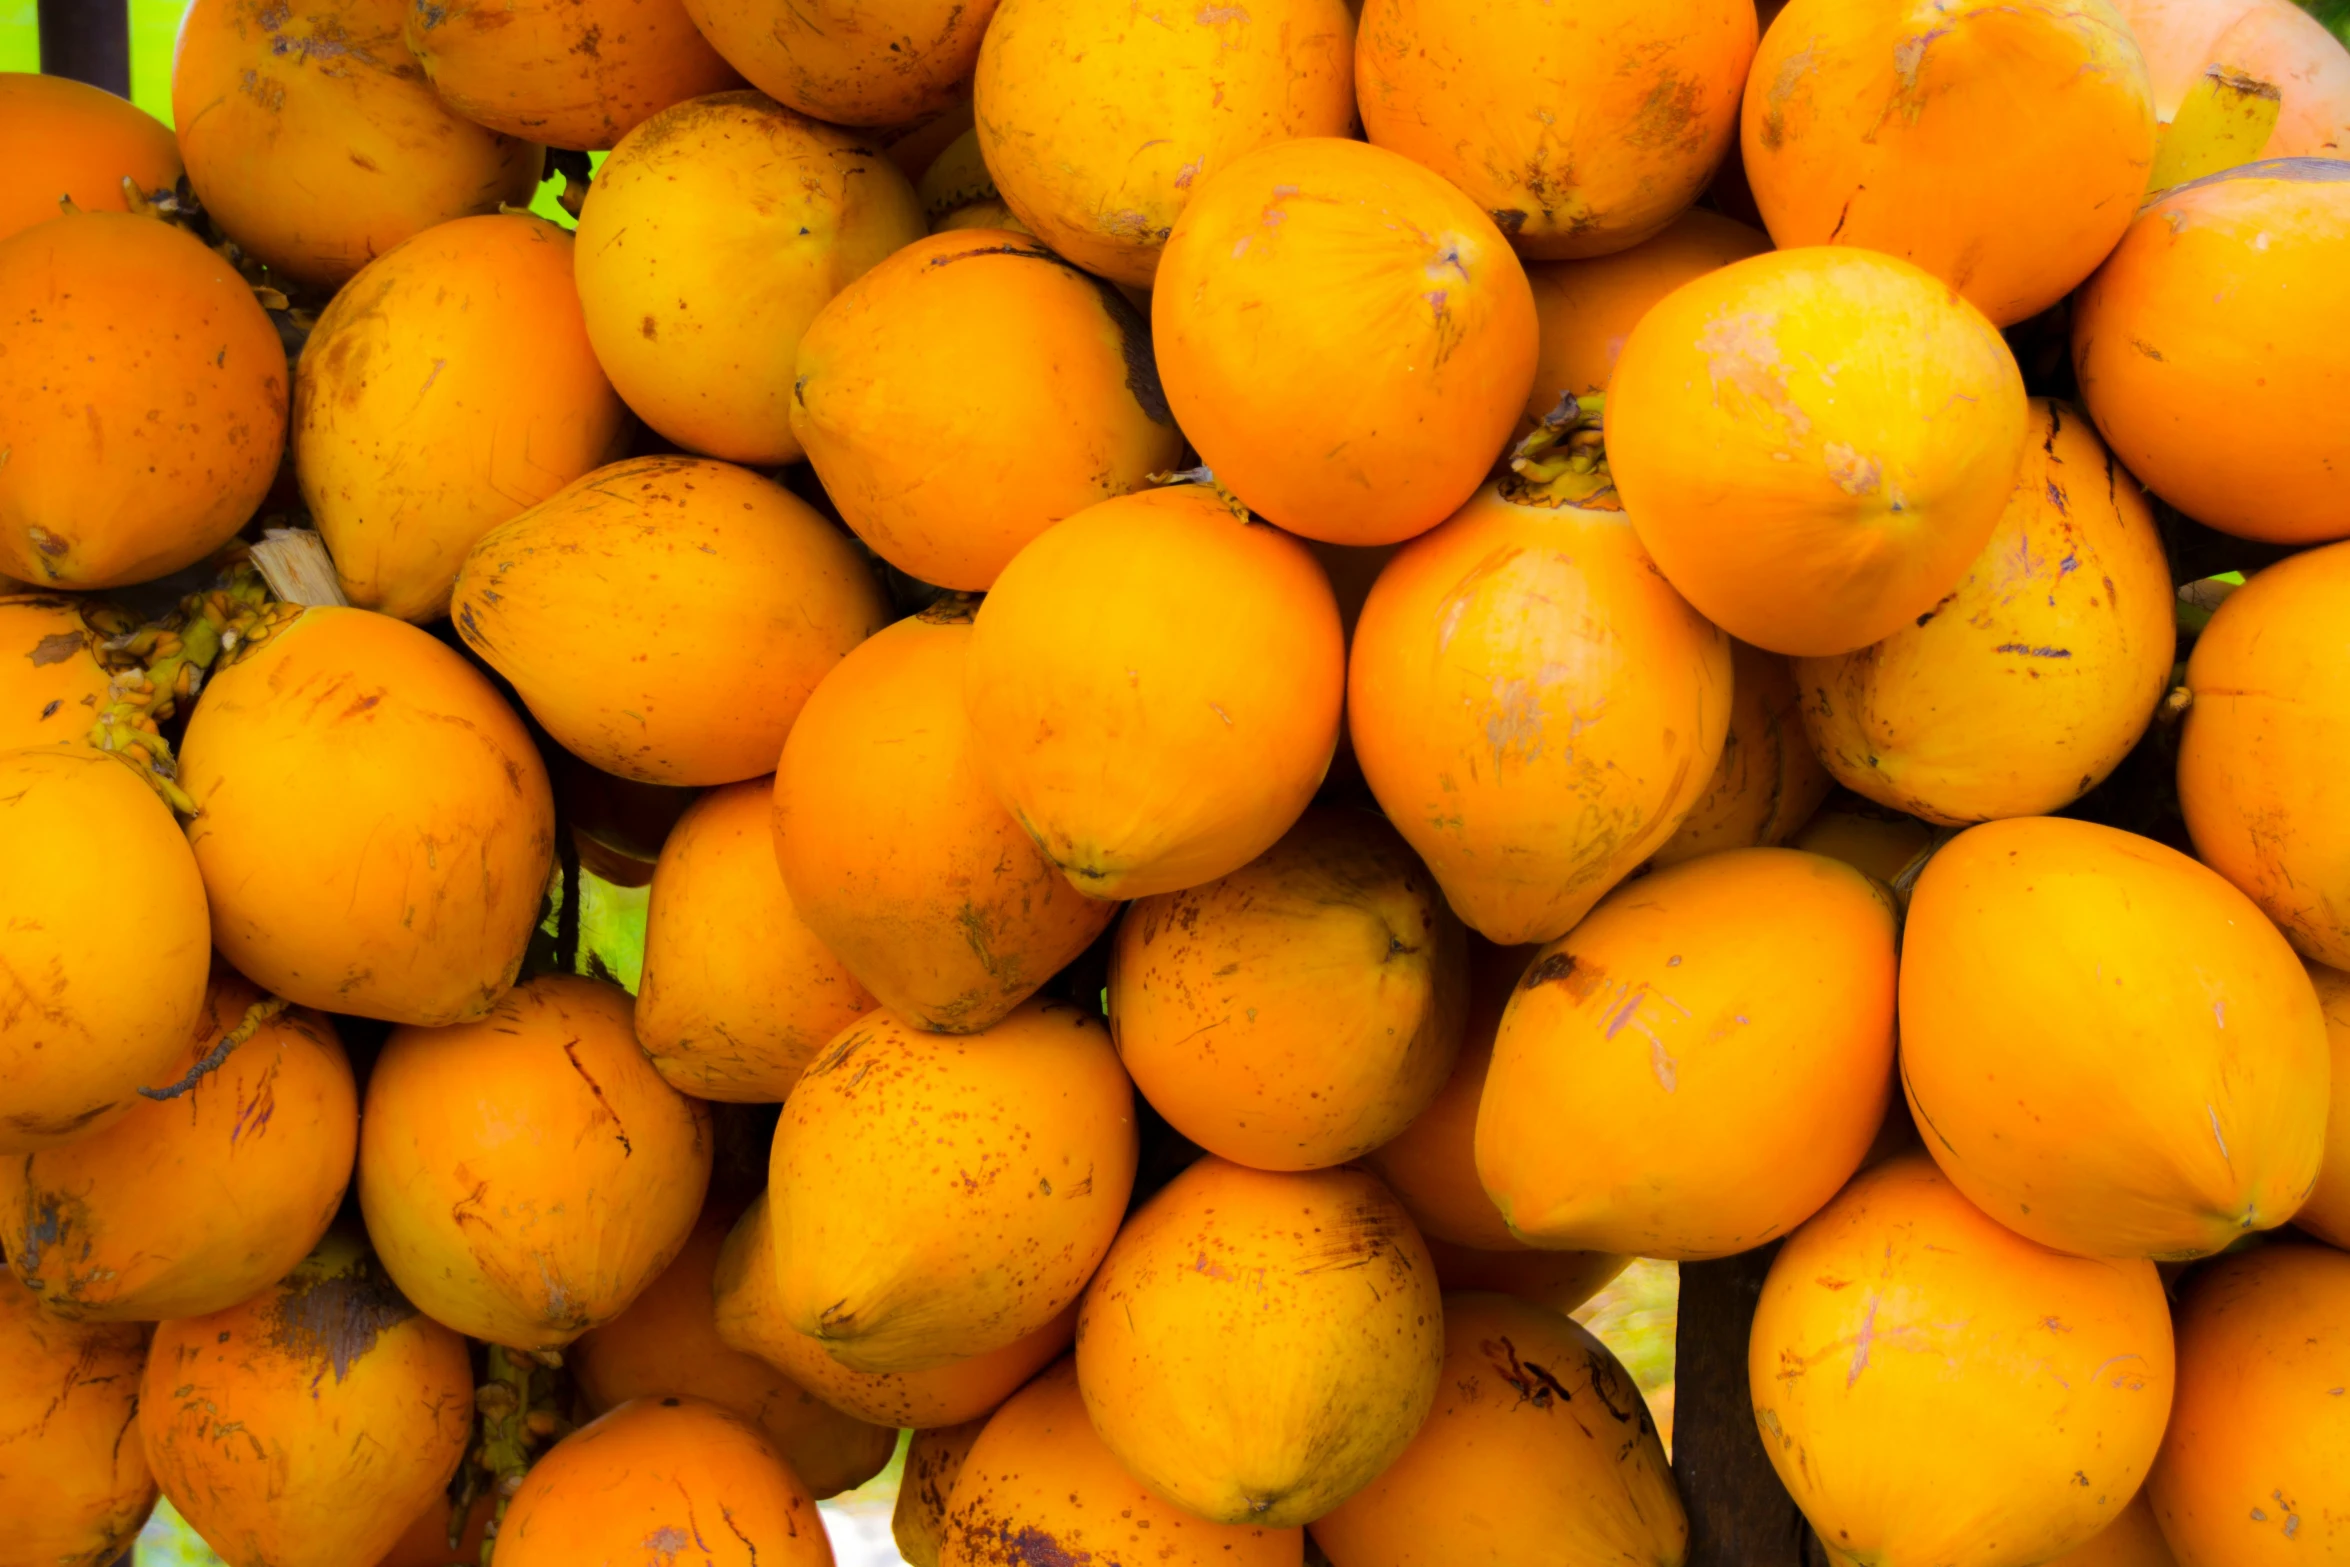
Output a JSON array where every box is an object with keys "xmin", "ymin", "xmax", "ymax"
[
  {"xmin": 1153, "ymin": 139, "xmax": 1537, "ymax": 545},
  {"xmin": 1480, "ymin": 847, "xmax": 1897, "ymax": 1258},
  {"xmin": 0, "ymin": 1272, "xmax": 154, "ymax": 1567},
  {"xmin": 573, "ymin": 91, "xmax": 924, "ymax": 465},
  {"xmin": 1358, "ymin": 0, "xmax": 1756, "ymax": 261},
  {"xmin": 776, "ymin": 600, "xmax": 1116, "ymax": 1031},
  {"xmin": 2116, "ymin": 0, "xmax": 2350, "ymax": 168},
  {"xmin": 0, "ymin": 212, "xmax": 285, "ymax": 590},
  {"xmin": 1797, "ymin": 399, "xmax": 2176, "ymax": 825},
  {"xmin": 1108, "ymin": 808, "xmax": 1468, "ymax": 1171},
  {"xmin": 974, "ymin": 0, "xmax": 1355, "ymax": 287},
  {"xmin": 358, "ymin": 975, "xmax": 712, "ymax": 1349},
  {"xmin": 770, "ymin": 1001, "xmax": 1135, "ymax": 1371},
  {"xmin": 789, "ymin": 229, "xmax": 1183, "ymax": 590},
  {"xmin": 2044, "ymin": 1495, "xmax": 2181, "ymax": 1567},
  {"xmin": 452, "ymin": 455, "xmax": 888, "ymax": 786},
  {"xmin": 964, "ymin": 484, "xmax": 1346, "ymax": 901},
  {"xmin": 2299, "ymin": 964, "xmax": 2350, "ymax": 1247},
  {"xmin": 1652, "ymin": 640, "xmax": 1834, "ymax": 867},
  {"xmin": 1420, "ymin": 1236, "xmax": 1627, "ymax": 1314},
  {"xmin": 2147, "ymin": 1243, "xmax": 2350, "ymax": 1564},
  {"xmin": 1522, "ymin": 208, "xmax": 1771, "ymax": 432},
  {"xmin": 1788, "ymin": 793, "xmax": 1937, "ymax": 885},
  {"xmin": 0, "ymin": 969, "xmax": 354, "ymax": 1323},
  {"xmin": 1076, "ymin": 1158, "xmax": 1444, "ymax": 1527},
  {"xmin": 142, "ymin": 1231, "xmax": 473, "ymax": 1567},
  {"xmin": 406, "ymin": 0, "xmax": 743, "ymax": 149},
  {"xmin": 1753, "ymin": 1156, "xmax": 2174, "ymax": 1566},
  {"xmin": 1310, "ymin": 1291, "xmax": 1685, "ymax": 1567},
  {"xmin": 294, "ymin": 213, "xmax": 630, "ymax": 621},
  {"xmin": 2074, "ymin": 159, "xmax": 2350, "ymax": 544},
  {"xmin": 2179, "ymin": 539, "xmax": 2350, "ymax": 964},
  {"xmin": 913, "ymin": 130, "xmax": 1024, "ymax": 234},
  {"xmin": 494, "ymin": 1396, "xmax": 831, "ymax": 1567},
  {"xmin": 714, "ymin": 1193, "xmax": 1079, "ymax": 1429},
  {"xmin": 683, "ymin": 0, "xmax": 993, "ymax": 125},
  {"xmin": 636, "ymin": 778, "xmax": 876, "ymax": 1102},
  {"xmin": 178, "ymin": 606, "xmax": 554, "ymax": 1027},
  {"xmin": 0, "ymin": 594, "xmax": 115, "ymax": 751},
  {"xmin": 942, "ymin": 1359, "xmax": 1305, "ymax": 1567},
  {"xmin": 572, "ymin": 1205, "xmax": 896, "ymax": 1499},
  {"xmin": 0, "ymin": 748, "xmax": 209, "ymax": 1153},
  {"xmin": 1608, "ymin": 247, "xmax": 2030, "ymax": 657},
  {"xmin": 896, "ymin": 1419, "xmax": 987, "ymax": 1567},
  {"xmin": 171, "ymin": 0, "xmax": 543, "ymax": 291},
  {"xmin": 1347, "ymin": 467, "xmax": 1733, "ymax": 945},
  {"xmin": 374, "ymin": 1492, "xmax": 493, "ymax": 1567},
  {"xmin": 1901, "ymin": 815, "xmax": 2331, "ymax": 1258},
  {"xmin": 0, "ymin": 73, "xmax": 182, "ymax": 243}
]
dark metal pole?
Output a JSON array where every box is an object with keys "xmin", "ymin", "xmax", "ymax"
[{"xmin": 38, "ymin": 0, "xmax": 133, "ymax": 99}]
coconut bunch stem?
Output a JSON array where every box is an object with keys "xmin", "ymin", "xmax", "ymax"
[
  {"xmin": 1504, "ymin": 392, "xmax": 1618, "ymax": 510},
  {"xmin": 459, "ymin": 1344, "xmax": 575, "ymax": 1567}
]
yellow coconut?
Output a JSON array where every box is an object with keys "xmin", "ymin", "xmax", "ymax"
[
  {"xmin": 2295, "ymin": 963, "xmax": 2350, "ymax": 1248},
  {"xmin": 2044, "ymin": 1495, "xmax": 2180, "ymax": 1567},
  {"xmin": 406, "ymin": 0, "xmax": 745, "ymax": 150},
  {"xmin": 1651, "ymin": 640, "xmax": 1834, "ymax": 868},
  {"xmin": 0, "ymin": 594, "xmax": 115, "ymax": 752},
  {"xmin": 1788, "ymin": 794, "xmax": 1937, "ymax": 885},
  {"xmin": 0, "ymin": 1271, "xmax": 155, "ymax": 1566},
  {"xmin": 895, "ymin": 1419, "xmax": 987, "ymax": 1567},
  {"xmin": 682, "ymin": 0, "xmax": 994, "ymax": 126}
]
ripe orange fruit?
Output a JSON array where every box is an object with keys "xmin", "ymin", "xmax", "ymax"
[
  {"xmin": 0, "ymin": 73, "xmax": 181, "ymax": 243},
  {"xmin": 1652, "ymin": 640, "xmax": 1833, "ymax": 867},
  {"xmin": 406, "ymin": 0, "xmax": 744, "ymax": 149},
  {"xmin": 683, "ymin": 0, "xmax": 994, "ymax": 125},
  {"xmin": 0, "ymin": 1271, "xmax": 154, "ymax": 1567}
]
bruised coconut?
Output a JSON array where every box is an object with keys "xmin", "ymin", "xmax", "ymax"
[
  {"xmin": 178, "ymin": 606, "xmax": 554, "ymax": 1027},
  {"xmin": 0, "ymin": 748, "xmax": 210, "ymax": 1153},
  {"xmin": 1652, "ymin": 640, "xmax": 1833, "ymax": 867},
  {"xmin": 769, "ymin": 1001, "xmax": 1135, "ymax": 1371},
  {"xmin": 452, "ymin": 456, "xmax": 888, "ymax": 786},
  {"xmin": 789, "ymin": 229, "xmax": 1184, "ymax": 591},
  {"xmin": 776, "ymin": 599, "xmax": 1116, "ymax": 1031},
  {"xmin": 1076, "ymin": 1158, "xmax": 1444, "ymax": 1528},
  {"xmin": 1347, "ymin": 401, "xmax": 1733, "ymax": 944},
  {"xmin": 171, "ymin": 0, "xmax": 543, "ymax": 290},
  {"xmin": 0, "ymin": 73, "xmax": 181, "ymax": 242},
  {"xmin": 0, "ymin": 1272, "xmax": 155, "ymax": 1567},
  {"xmin": 406, "ymin": 0, "xmax": 745, "ymax": 150},
  {"xmin": 636, "ymin": 778, "xmax": 878, "ymax": 1102},
  {"xmin": 294, "ymin": 214, "xmax": 631, "ymax": 622},
  {"xmin": 141, "ymin": 1230, "xmax": 473, "ymax": 1567},
  {"xmin": 573, "ymin": 91, "xmax": 924, "ymax": 465},
  {"xmin": 358, "ymin": 976, "xmax": 713, "ymax": 1350},
  {"xmin": 684, "ymin": 0, "xmax": 994, "ymax": 125},
  {"xmin": 0, "ymin": 213, "xmax": 285, "ymax": 590}
]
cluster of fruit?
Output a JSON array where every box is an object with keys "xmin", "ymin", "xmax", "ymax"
[{"xmin": 3, "ymin": 0, "xmax": 2349, "ymax": 1564}]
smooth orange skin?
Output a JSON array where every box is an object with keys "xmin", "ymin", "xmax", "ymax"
[
  {"xmin": 776, "ymin": 603, "xmax": 1114, "ymax": 1032},
  {"xmin": 0, "ymin": 970, "xmax": 354, "ymax": 1323},
  {"xmin": 1609, "ymin": 247, "xmax": 2030, "ymax": 657},
  {"xmin": 171, "ymin": 0, "xmax": 543, "ymax": 291},
  {"xmin": 0, "ymin": 73, "xmax": 182, "ymax": 243},
  {"xmin": 1359, "ymin": 0, "xmax": 1756, "ymax": 261},
  {"xmin": 683, "ymin": 0, "xmax": 995, "ymax": 125},
  {"xmin": 975, "ymin": 0, "xmax": 1356, "ymax": 287},
  {"xmin": 1154, "ymin": 139, "xmax": 1537, "ymax": 545},
  {"xmin": 1420, "ymin": 1236, "xmax": 1627, "ymax": 1314},
  {"xmin": 1076, "ymin": 1158, "xmax": 1444, "ymax": 1528},
  {"xmin": 1110, "ymin": 808, "xmax": 1468, "ymax": 1171},
  {"xmin": 1744, "ymin": 0, "xmax": 2154, "ymax": 326},
  {"xmin": 1310, "ymin": 1292, "xmax": 1684, "ymax": 1567},
  {"xmin": 374, "ymin": 1492, "xmax": 493, "ymax": 1567},
  {"xmin": 1481, "ymin": 848, "xmax": 1897, "ymax": 1259},
  {"xmin": 1797, "ymin": 399, "xmax": 2176, "ymax": 826},
  {"xmin": 572, "ymin": 1207, "xmax": 896, "ymax": 1499},
  {"xmin": 142, "ymin": 1233, "xmax": 473, "ymax": 1567},
  {"xmin": 790, "ymin": 229, "xmax": 1182, "ymax": 591},
  {"xmin": 1522, "ymin": 208, "xmax": 1770, "ymax": 430},
  {"xmin": 2075, "ymin": 160, "xmax": 2350, "ymax": 544},
  {"xmin": 359, "ymin": 976, "xmax": 713, "ymax": 1349},
  {"xmin": 1347, "ymin": 480, "xmax": 1733, "ymax": 945},
  {"xmin": 574, "ymin": 91, "xmax": 924, "ymax": 465},
  {"xmin": 895, "ymin": 1420, "xmax": 986, "ymax": 1567},
  {"xmin": 1901, "ymin": 816, "xmax": 2330, "ymax": 1259},
  {"xmin": 0, "ymin": 595, "xmax": 113, "ymax": 751},
  {"xmin": 0, "ymin": 1272, "xmax": 154, "ymax": 1567},
  {"xmin": 2300, "ymin": 965, "xmax": 2350, "ymax": 1247},
  {"xmin": 941, "ymin": 1360, "xmax": 1304, "ymax": 1567},
  {"xmin": 637, "ymin": 778, "xmax": 876, "ymax": 1102},
  {"xmin": 1788, "ymin": 794, "xmax": 1935, "ymax": 884},
  {"xmin": 407, "ymin": 0, "xmax": 744, "ymax": 149},
  {"xmin": 0, "ymin": 213, "xmax": 285, "ymax": 590},
  {"xmin": 2180, "ymin": 544, "xmax": 2350, "ymax": 965},
  {"xmin": 452, "ymin": 455, "xmax": 888, "ymax": 786},
  {"xmin": 2115, "ymin": 0, "xmax": 2350, "ymax": 161},
  {"xmin": 965, "ymin": 485, "xmax": 1346, "ymax": 901},
  {"xmin": 180, "ymin": 607, "xmax": 554, "ymax": 1027},
  {"xmin": 493, "ymin": 1396, "xmax": 833, "ymax": 1567},
  {"xmin": 1753, "ymin": 1157, "xmax": 2174, "ymax": 1567},
  {"xmin": 714, "ymin": 1192, "xmax": 1078, "ymax": 1429},
  {"xmin": 771, "ymin": 1001, "xmax": 1135, "ymax": 1372},
  {"xmin": 2148, "ymin": 1244, "xmax": 2350, "ymax": 1564},
  {"xmin": 295, "ymin": 214, "xmax": 630, "ymax": 622},
  {"xmin": 2043, "ymin": 1495, "xmax": 2180, "ymax": 1567},
  {"xmin": 1654, "ymin": 640, "xmax": 1834, "ymax": 868},
  {"xmin": 0, "ymin": 748, "xmax": 210, "ymax": 1154}
]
